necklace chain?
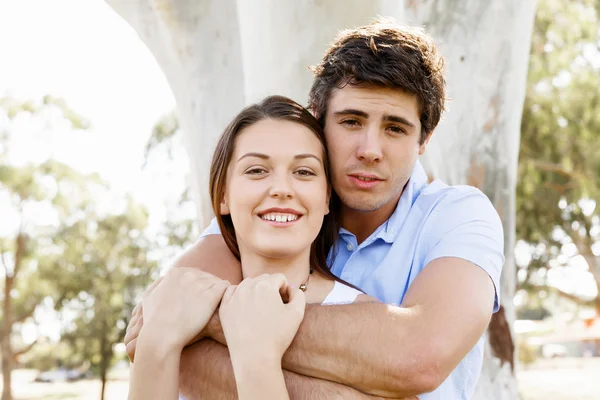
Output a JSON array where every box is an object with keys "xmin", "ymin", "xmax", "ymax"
[{"xmin": 299, "ymin": 268, "xmax": 314, "ymax": 292}]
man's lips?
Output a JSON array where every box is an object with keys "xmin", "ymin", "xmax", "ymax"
[
  {"xmin": 347, "ymin": 173, "xmax": 384, "ymax": 189},
  {"xmin": 348, "ymin": 173, "xmax": 383, "ymax": 181}
]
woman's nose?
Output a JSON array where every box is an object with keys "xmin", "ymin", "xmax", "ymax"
[{"xmin": 268, "ymin": 173, "xmax": 294, "ymax": 199}]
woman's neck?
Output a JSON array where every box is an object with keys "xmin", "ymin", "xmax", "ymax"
[{"xmin": 238, "ymin": 248, "xmax": 312, "ymax": 289}]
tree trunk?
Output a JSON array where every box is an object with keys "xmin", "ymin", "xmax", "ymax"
[
  {"xmin": 107, "ymin": 0, "xmax": 245, "ymax": 228},
  {"xmin": 100, "ymin": 366, "xmax": 107, "ymax": 400},
  {"xmin": 2, "ymin": 276, "xmax": 13, "ymax": 400},
  {"xmin": 402, "ymin": 1, "xmax": 537, "ymax": 399},
  {"xmin": 236, "ymin": 0, "xmax": 382, "ymax": 105},
  {"xmin": 108, "ymin": 1, "xmax": 537, "ymax": 397},
  {"xmin": 99, "ymin": 334, "xmax": 111, "ymax": 400}
]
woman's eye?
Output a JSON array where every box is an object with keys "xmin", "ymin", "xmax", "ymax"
[
  {"xmin": 245, "ymin": 167, "xmax": 267, "ymax": 175},
  {"xmin": 295, "ymin": 169, "xmax": 316, "ymax": 177}
]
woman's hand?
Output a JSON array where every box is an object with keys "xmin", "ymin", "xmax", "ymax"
[
  {"xmin": 219, "ymin": 273, "xmax": 306, "ymax": 364},
  {"xmin": 139, "ymin": 267, "xmax": 230, "ymax": 353}
]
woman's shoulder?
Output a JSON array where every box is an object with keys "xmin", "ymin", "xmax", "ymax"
[{"xmin": 321, "ymin": 281, "xmax": 366, "ymax": 305}]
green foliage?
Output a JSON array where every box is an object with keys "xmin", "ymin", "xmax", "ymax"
[
  {"xmin": 517, "ymin": 338, "xmax": 538, "ymax": 366},
  {"xmin": 143, "ymin": 110, "xmax": 179, "ymax": 166},
  {"xmin": 517, "ymin": 0, "xmax": 600, "ymax": 306},
  {"xmin": 53, "ymin": 202, "xmax": 156, "ymax": 378},
  {"xmin": 0, "ymin": 97, "xmax": 157, "ymax": 389},
  {"xmin": 144, "ymin": 111, "xmax": 199, "ymax": 249}
]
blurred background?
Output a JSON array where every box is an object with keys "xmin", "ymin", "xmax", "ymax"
[{"xmin": 0, "ymin": 1, "xmax": 598, "ymax": 399}]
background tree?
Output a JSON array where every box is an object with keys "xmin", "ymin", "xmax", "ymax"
[
  {"xmin": 0, "ymin": 97, "xmax": 97, "ymax": 400},
  {"xmin": 106, "ymin": 1, "xmax": 537, "ymax": 398},
  {"xmin": 1, "ymin": 97, "xmax": 159, "ymax": 400},
  {"xmin": 517, "ymin": 0, "xmax": 600, "ymax": 312},
  {"xmin": 54, "ymin": 200, "xmax": 156, "ymax": 400}
]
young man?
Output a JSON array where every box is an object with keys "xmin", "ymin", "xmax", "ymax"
[{"xmin": 126, "ymin": 21, "xmax": 503, "ymax": 399}]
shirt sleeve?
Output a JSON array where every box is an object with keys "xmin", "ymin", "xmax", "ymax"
[
  {"xmin": 199, "ymin": 217, "xmax": 222, "ymax": 238},
  {"xmin": 423, "ymin": 186, "xmax": 504, "ymax": 312}
]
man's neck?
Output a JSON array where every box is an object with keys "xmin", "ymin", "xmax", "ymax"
[{"xmin": 341, "ymin": 192, "xmax": 402, "ymax": 245}]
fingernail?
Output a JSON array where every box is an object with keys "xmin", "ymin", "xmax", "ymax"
[{"xmin": 290, "ymin": 284, "xmax": 296, "ymax": 288}]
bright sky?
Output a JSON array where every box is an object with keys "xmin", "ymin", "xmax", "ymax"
[
  {"xmin": 0, "ymin": 0, "xmax": 188, "ymax": 343},
  {"xmin": 0, "ymin": 0, "xmax": 190, "ymax": 229}
]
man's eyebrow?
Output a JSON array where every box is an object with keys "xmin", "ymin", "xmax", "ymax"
[
  {"xmin": 383, "ymin": 114, "xmax": 416, "ymax": 128},
  {"xmin": 333, "ymin": 109, "xmax": 369, "ymax": 118},
  {"xmin": 333, "ymin": 109, "xmax": 416, "ymax": 128},
  {"xmin": 237, "ymin": 152, "xmax": 322, "ymax": 163}
]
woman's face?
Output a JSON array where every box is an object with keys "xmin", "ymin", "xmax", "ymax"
[{"xmin": 221, "ymin": 118, "xmax": 330, "ymax": 260}]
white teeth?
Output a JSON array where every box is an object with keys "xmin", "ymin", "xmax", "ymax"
[
  {"xmin": 357, "ymin": 176, "xmax": 376, "ymax": 181},
  {"xmin": 261, "ymin": 213, "xmax": 299, "ymax": 222}
]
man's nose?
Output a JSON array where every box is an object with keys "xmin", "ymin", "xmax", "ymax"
[{"xmin": 356, "ymin": 128, "xmax": 383, "ymax": 162}]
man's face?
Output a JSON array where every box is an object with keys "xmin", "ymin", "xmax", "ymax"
[{"xmin": 323, "ymin": 85, "xmax": 430, "ymax": 213}]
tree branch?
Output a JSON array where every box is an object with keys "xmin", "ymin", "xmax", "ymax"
[
  {"xmin": 566, "ymin": 217, "xmax": 600, "ymax": 284},
  {"xmin": 15, "ymin": 304, "xmax": 37, "ymax": 325},
  {"xmin": 540, "ymin": 182, "xmax": 578, "ymax": 193},
  {"xmin": 530, "ymin": 160, "xmax": 578, "ymax": 179},
  {"xmin": 550, "ymin": 286, "xmax": 595, "ymax": 307},
  {"xmin": 0, "ymin": 246, "xmax": 7, "ymax": 275},
  {"xmin": 13, "ymin": 339, "xmax": 37, "ymax": 359},
  {"xmin": 13, "ymin": 218, "xmax": 26, "ymax": 279}
]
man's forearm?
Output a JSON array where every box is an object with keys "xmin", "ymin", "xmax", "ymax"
[
  {"xmin": 178, "ymin": 338, "xmax": 397, "ymax": 400},
  {"xmin": 180, "ymin": 339, "xmax": 237, "ymax": 400},
  {"xmin": 281, "ymin": 303, "xmax": 431, "ymax": 398}
]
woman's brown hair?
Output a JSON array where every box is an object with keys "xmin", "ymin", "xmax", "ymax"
[{"xmin": 209, "ymin": 95, "xmax": 346, "ymax": 284}]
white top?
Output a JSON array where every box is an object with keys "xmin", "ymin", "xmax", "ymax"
[{"xmin": 321, "ymin": 281, "xmax": 363, "ymax": 305}]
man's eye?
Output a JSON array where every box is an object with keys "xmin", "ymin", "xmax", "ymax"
[
  {"xmin": 341, "ymin": 119, "xmax": 360, "ymax": 127},
  {"xmin": 388, "ymin": 125, "xmax": 405, "ymax": 134}
]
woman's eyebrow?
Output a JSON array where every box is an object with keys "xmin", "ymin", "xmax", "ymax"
[
  {"xmin": 237, "ymin": 152, "xmax": 322, "ymax": 163},
  {"xmin": 294, "ymin": 153, "xmax": 321, "ymax": 162},
  {"xmin": 237, "ymin": 152, "xmax": 269, "ymax": 162}
]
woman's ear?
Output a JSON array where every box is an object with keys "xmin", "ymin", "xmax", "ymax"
[{"xmin": 220, "ymin": 195, "xmax": 230, "ymax": 215}]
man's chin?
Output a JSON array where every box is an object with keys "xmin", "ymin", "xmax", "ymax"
[{"xmin": 339, "ymin": 195, "xmax": 387, "ymax": 213}]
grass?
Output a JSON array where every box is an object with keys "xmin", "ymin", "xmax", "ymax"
[{"xmin": 6, "ymin": 357, "xmax": 600, "ymax": 399}]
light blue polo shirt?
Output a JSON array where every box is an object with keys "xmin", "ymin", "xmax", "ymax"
[{"xmin": 200, "ymin": 160, "xmax": 504, "ymax": 400}]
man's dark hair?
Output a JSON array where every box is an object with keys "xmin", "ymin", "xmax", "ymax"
[{"xmin": 308, "ymin": 19, "xmax": 446, "ymax": 144}]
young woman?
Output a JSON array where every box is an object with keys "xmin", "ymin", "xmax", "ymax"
[{"xmin": 128, "ymin": 96, "xmax": 373, "ymax": 400}]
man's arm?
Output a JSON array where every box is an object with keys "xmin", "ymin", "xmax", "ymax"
[
  {"xmin": 276, "ymin": 188, "xmax": 502, "ymax": 397},
  {"xmin": 179, "ymin": 339, "xmax": 404, "ymax": 400},
  {"xmin": 173, "ymin": 234, "xmax": 243, "ymax": 284},
  {"xmin": 279, "ymin": 257, "xmax": 494, "ymax": 397}
]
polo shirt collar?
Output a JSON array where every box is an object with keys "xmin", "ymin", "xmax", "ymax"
[{"xmin": 378, "ymin": 160, "xmax": 429, "ymax": 243}]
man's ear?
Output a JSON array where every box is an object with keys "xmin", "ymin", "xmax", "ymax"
[
  {"xmin": 418, "ymin": 131, "xmax": 433, "ymax": 155},
  {"xmin": 324, "ymin": 187, "xmax": 331, "ymax": 215}
]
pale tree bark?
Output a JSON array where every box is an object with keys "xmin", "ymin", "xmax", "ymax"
[
  {"xmin": 401, "ymin": 1, "xmax": 537, "ymax": 399},
  {"xmin": 236, "ymin": 0, "xmax": 383, "ymax": 105},
  {"xmin": 108, "ymin": 1, "xmax": 536, "ymax": 398},
  {"xmin": 107, "ymin": 0, "xmax": 245, "ymax": 228}
]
